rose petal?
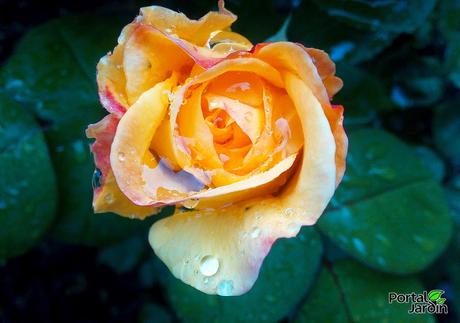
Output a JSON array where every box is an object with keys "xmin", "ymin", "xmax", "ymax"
[
  {"xmin": 86, "ymin": 114, "xmax": 158, "ymax": 218},
  {"xmin": 207, "ymin": 95, "xmax": 264, "ymax": 143},
  {"xmin": 149, "ymin": 72, "xmax": 337, "ymax": 295},
  {"xmin": 255, "ymin": 42, "xmax": 347, "ymax": 184},
  {"xmin": 140, "ymin": 0, "xmax": 236, "ymax": 46},
  {"xmin": 110, "ymin": 76, "xmax": 179, "ymax": 206},
  {"xmin": 123, "ymin": 25, "xmax": 194, "ymax": 105}
]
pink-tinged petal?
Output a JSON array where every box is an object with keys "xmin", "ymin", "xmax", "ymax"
[
  {"xmin": 99, "ymin": 87, "xmax": 127, "ymax": 117},
  {"xmin": 86, "ymin": 114, "xmax": 159, "ymax": 218},
  {"xmin": 87, "ymin": 114, "xmax": 120, "ymax": 193},
  {"xmin": 140, "ymin": 0, "xmax": 236, "ymax": 46},
  {"xmin": 149, "ymin": 71, "xmax": 337, "ymax": 295}
]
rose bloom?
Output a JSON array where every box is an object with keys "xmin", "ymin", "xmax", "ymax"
[{"xmin": 87, "ymin": 1, "xmax": 347, "ymax": 296}]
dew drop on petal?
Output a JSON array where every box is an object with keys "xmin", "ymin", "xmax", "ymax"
[
  {"xmin": 182, "ymin": 198, "xmax": 200, "ymax": 210},
  {"xmin": 104, "ymin": 193, "xmax": 113, "ymax": 203},
  {"xmin": 217, "ymin": 280, "xmax": 234, "ymax": 296},
  {"xmin": 118, "ymin": 152, "xmax": 126, "ymax": 161},
  {"xmin": 284, "ymin": 208, "xmax": 295, "ymax": 216},
  {"xmin": 250, "ymin": 227, "xmax": 261, "ymax": 239},
  {"xmin": 199, "ymin": 256, "xmax": 219, "ymax": 277}
]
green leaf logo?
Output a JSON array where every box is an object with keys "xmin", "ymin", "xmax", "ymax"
[{"xmin": 428, "ymin": 289, "xmax": 446, "ymax": 304}]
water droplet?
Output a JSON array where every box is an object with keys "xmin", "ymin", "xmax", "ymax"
[
  {"xmin": 209, "ymin": 101, "xmax": 219, "ymax": 108},
  {"xmin": 217, "ymin": 280, "xmax": 234, "ymax": 296},
  {"xmin": 199, "ymin": 256, "xmax": 219, "ymax": 277},
  {"xmin": 92, "ymin": 168, "xmax": 102, "ymax": 189},
  {"xmin": 118, "ymin": 152, "xmax": 126, "ymax": 161},
  {"xmin": 284, "ymin": 208, "xmax": 295, "ymax": 216},
  {"xmin": 182, "ymin": 198, "xmax": 200, "ymax": 210},
  {"xmin": 352, "ymin": 238, "xmax": 367, "ymax": 255},
  {"xmin": 104, "ymin": 193, "xmax": 113, "ymax": 203},
  {"xmin": 203, "ymin": 277, "xmax": 209, "ymax": 284},
  {"xmin": 250, "ymin": 227, "xmax": 261, "ymax": 238}
]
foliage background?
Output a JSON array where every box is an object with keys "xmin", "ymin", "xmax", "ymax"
[{"xmin": 0, "ymin": 0, "xmax": 459, "ymax": 322}]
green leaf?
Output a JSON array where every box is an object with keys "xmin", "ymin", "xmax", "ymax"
[
  {"xmin": 296, "ymin": 260, "xmax": 434, "ymax": 322},
  {"xmin": 318, "ymin": 128, "xmax": 453, "ymax": 274},
  {"xmin": 312, "ymin": 0, "xmax": 436, "ymax": 34},
  {"xmin": 335, "ymin": 64, "xmax": 395, "ymax": 126},
  {"xmin": 1, "ymin": 14, "xmax": 154, "ymax": 245},
  {"xmin": 443, "ymin": 176, "xmax": 460, "ymax": 315},
  {"xmin": 439, "ymin": 0, "xmax": 460, "ymax": 88},
  {"xmin": 294, "ymin": 265, "xmax": 348, "ymax": 323},
  {"xmin": 390, "ymin": 57, "xmax": 444, "ymax": 109},
  {"xmin": 0, "ymin": 92, "xmax": 57, "ymax": 259},
  {"xmin": 166, "ymin": 227, "xmax": 323, "ymax": 323},
  {"xmin": 412, "ymin": 145, "xmax": 446, "ymax": 182},
  {"xmin": 433, "ymin": 100, "xmax": 460, "ymax": 165},
  {"xmin": 226, "ymin": 0, "xmax": 291, "ymax": 43},
  {"xmin": 288, "ymin": 1, "xmax": 397, "ymax": 64},
  {"xmin": 265, "ymin": 15, "xmax": 291, "ymax": 42},
  {"xmin": 97, "ymin": 235, "xmax": 147, "ymax": 274}
]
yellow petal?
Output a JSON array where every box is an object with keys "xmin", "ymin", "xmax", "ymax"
[
  {"xmin": 149, "ymin": 71, "xmax": 338, "ymax": 295},
  {"xmin": 255, "ymin": 42, "xmax": 347, "ymax": 184},
  {"xmin": 140, "ymin": 0, "xmax": 237, "ymax": 46},
  {"xmin": 207, "ymin": 95, "xmax": 264, "ymax": 143},
  {"xmin": 94, "ymin": 171, "xmax": 159, "ymax": 219},
  {"xmin": 176, "ymin": 84, "xmax": 222, "ymax": 169},
  {"xmin": 149, "ymin": 198, "xmax": 294, "ymax": 296},
  {"xmin": 123, "ymin": 25, "xmax": 194, "ymax": 105},
  {"xmin": 86, "ymin": 115, "xmax": 158, "ymax": 218},
  {"xmin": 110, "ymin": 76, "xmax": 178, "ymax": 205}
]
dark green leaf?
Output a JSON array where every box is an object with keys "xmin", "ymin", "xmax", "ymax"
[
  {"xmin": 413, "ymin": 145, "xmax": 445, "ymax": 182},
  {"xmin": 0, "ymin": 92, "xmax": 57, "ymax": 259},
  {"xmin": 433, "ymin": 100, "xmax": 460, "ymax": 165},
  {"xmin": 289, "ymin": 1, "xmax": 397, "ymax": 64},
  {"xmin": 226, "ymin": 0, "xmax": 290, "ymax": 43},
  {"xmin": 97, "ymin": 235, "xmax": 148, "ymax": 274},
  {"xmin": 439, "ymin": 0, "xmax": 460, "ymax": 88},
  {"xmin": 1, "ymin": 14, "xmax": 155, "ymax": 245},
  {"xmin": 335, "ymin": 64, "xmax": 395, "ymax": 126},
  {"xmin": 296, "ymin": 260, "xmax": 434, "ymax": 322},
  {"xmin": 390, "ymin": 57, "xmax": 444, "ymax": 109},
  {"xmin": 166, "ymin": 227, "xmax": 323, "ymax": 323},
  {"xmin": 265, "ymin": 15, "xmax": 291, "ymax": 42},
  {"xmin": 313, "ymin": 0, "xmax": 436, "ymax": 34},
  {"xmin": 294, "ymin": 266, "xmax": 348, "ymax": 323},
  {"xmin": 318, "ymin": 128, "xmax": 453, "ymax": 274}
]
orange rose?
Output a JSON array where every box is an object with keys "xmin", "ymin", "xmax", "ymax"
[{"xmin": 86, "ymin": 1, "xmax": 347, "ymax": 296}]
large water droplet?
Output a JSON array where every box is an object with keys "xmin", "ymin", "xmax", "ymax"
[
  {"xmin": 217, "ymin": 280, "xmax": 234, "ymax": 296},
  {"xmin": 199, "ymin": 256, "xmax": 219, "ymax": 277},
  {"xmin": 182, "ymin": 198, "xmax": 200, "ymax": 210}
]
